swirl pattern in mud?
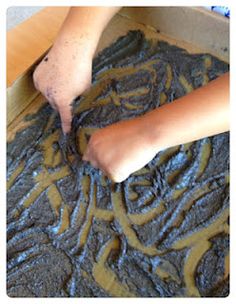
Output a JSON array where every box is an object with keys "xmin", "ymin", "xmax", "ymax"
[{"xmin": 7, "ymin": 30, "xmax": 229, "ymax": 297}]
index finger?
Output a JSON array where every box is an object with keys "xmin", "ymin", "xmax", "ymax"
[{"xmin": 59, "ymin": 103, "xmax": 73, "ymax": 134}]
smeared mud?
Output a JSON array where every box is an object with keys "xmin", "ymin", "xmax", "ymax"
[{"xmin": 7, "ymin": 30, "xmax": 229, "ymax": 297}]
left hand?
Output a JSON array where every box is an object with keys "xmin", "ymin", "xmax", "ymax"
[{"xmin": 82, "ymin": 116, "xmax": 157, "ymax": 182}]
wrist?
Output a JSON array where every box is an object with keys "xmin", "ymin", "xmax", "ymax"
[
  {"xmin": 53, "ymin": 7, "xmax": 119, "ymax": 60},
  {"xmin": 52, "ymin": 29, "xmax": 98, "ymax": 62},
  {"xmin": 141, "ymin": 110, "xmax": 166, "ymax": 153}
]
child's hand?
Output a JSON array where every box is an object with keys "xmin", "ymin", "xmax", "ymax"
[
  {"xmin": 33, "ymin": 37, "xmax": 92, "ymax": 134},
  {"xmin": 82, "ymin": 72, "xmax": 229, "ymax": 183},
  {"xmin": 33, "ymin": 7, "xmax": 120, "ymax": 134},
  {"xmin": 82, "ymin": 117, "xmax": 157, "ymax": 182}
]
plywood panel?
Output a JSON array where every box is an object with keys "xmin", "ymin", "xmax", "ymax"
[{"xmin": 7, "ymin": 6, "xmax": 69, "ymax": 87}]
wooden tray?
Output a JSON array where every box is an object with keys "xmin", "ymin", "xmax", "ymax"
[{"xmin": 7, "ymin": 6, "xmax": 229, "ymax": 140}]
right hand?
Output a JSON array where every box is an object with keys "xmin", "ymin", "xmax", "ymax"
[
  {"xmin": 83, "ymin": 115, "xmax": 157, "ymax": 182},
  {"xmin": 33, "ymin": 37, "xmax": 92, "ymax": 133}
]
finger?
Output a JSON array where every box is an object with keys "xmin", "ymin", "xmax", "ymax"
[
  {"xmin": 82, "ymin": 154, "xmax": 89, "ymax": 161},
  {"xmin": 89, "ymin": 159, "xmax": 99, "ymax": 169},
  {"xmin": 59, "ymin": 104, "xmax": 72, "ymax": 134},
  {"xmin": 50, "ymin": 101, "xmax": 58, "ymax": 111},
  {"xmin": 83, "ymin": 151, "xmax": 98, "ymax": 168},
  {"xmin": 83, "ymin": 151, "xmax": 99, "ymax": 168},
  {"xmin": 82, "ymin": 145, "xmax": 100, "ymax": 169},
  {"xmin": 110, "ymin": 170, "xmax": 128, "ymax": 183},
  {"xmin": 33, "ymin": 79, "xmax": 39, "ymax": 91},
  {"xmin": 82, "ymin": 144, "xmax": 91, "ymax": 161}
]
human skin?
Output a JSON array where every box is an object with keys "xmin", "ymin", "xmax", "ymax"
[
  {"xmin": 83, "ymin": 73, "xmax": 229, "ymax": 182},
  {"xmin": 33, "ymin": 7, "xmax": 120, "ymax": 133},
  {"xmin": 33, "ymin": 7, "xmax": 229, "ymax": 183}
]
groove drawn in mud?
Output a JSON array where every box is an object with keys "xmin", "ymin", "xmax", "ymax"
[{"xmin": 7, "ymin": 31, "xmax": 229, "ymax": 297}]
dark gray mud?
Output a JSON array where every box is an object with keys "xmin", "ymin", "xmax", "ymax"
[{"xmin": 7, "ymin": 30, "xmax": 229, "ymax": 297}]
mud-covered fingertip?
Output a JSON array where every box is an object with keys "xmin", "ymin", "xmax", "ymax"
[
  {"xmin": 61, "ymin": 122, "xmax": 71, "ymax": 135},
  {"xmin": 62, "ymin": 129, "xmax": 70, "ymax": 136},
  {"xmin": 82, "ymin": 154, "xmax": 89, "ymax": 161}
]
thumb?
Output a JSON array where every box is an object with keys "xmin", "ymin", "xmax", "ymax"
[{"xmin": 59, "ymin": 103, "xmax": 72, "ymax": 134}]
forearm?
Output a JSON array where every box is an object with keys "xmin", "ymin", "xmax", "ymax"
[
  {"xmin": 144, "ymin": 72, "xmax": 229, "ymax": 151},
  {"xmin": 53, "ymin": 7, "xmax": 120, "ymax": 58}
]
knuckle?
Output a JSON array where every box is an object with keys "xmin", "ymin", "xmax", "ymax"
[
  {"xmin": 108, "ymin": 166, "xmax": 128, "ymax": 183},
  {"xmin": 111, "ymin": 174, "xmax": 124, "ymax": 183},
  {"xmin": 106, "ymin": 168, "xmax": 120, "ymax": 183},
  {"xmin": 32, "ymin": 70, "xmax": 37, "ymax": 81},
  {"xmin": 32, "ymin": 71, "xmax": 40, "ymax": 89},
  {"xmin": 89, "ymin": 133, "xmax": 99, "ymax": 147},
  {"xmin": 62, "ymin": 121, "xmax": 71, "ymax": 127}
]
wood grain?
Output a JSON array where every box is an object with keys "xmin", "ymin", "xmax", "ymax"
[{"xmin": 7, "ymin": 7, "xmax": 69, "ymax": 87}]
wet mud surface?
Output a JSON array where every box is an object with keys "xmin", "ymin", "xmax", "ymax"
[{"xmin": 7, "ymin": 30, "xmax": 229, "ymax": 297}]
